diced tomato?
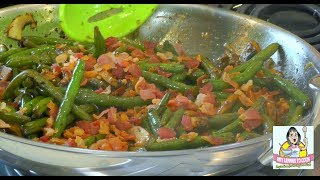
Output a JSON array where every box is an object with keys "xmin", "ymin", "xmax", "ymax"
[
  {"xmin": 128, "ymin": 64, "xmax": 142, "ymax": 77},
  {"xmin": 200, "ymin": 83, "xmax": 213, "ymax": 94},
  {"xmin": 156, "ymin": 67, "xmax": 172, "ymax": 78},
  {"xmin": 158, "ymin": 127, "xmax": 176, "ymax": 139},
  {"xmin": 181, "ymin": 115, "xmax": 193, "ymax": 131}
]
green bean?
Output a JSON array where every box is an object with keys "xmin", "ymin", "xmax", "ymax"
[
  {"xmin": 147, "ymin": 108, "xmax": 161, "ymax": 137},
  {"xmin": 214, "ymin": 91, "xmax": 231, "ymax": 99},
  {"xmin": 160, "ymin": 108, "xmax": 173, "ymax": 126},
  {"xmin": 217, "ymin": 97, "xmax": 266, "ymax": 133},
  {"xmin": 20, "ymin": 94, "xmax": 32, "ymax": 108},
  {"xmin": 22, "ymin": 117, "xmax": 48, "ymax": 135},
  {"xmin": 21, "ymin": 77, "xmax": 34, "ymax": 88},
  {"xmin": 161, "ymin": 40, "xmax": 178, "ymax": 55},
  {"xmin": 199, "ymin": 55, "xmax": 219, "ymax": 79},
  {"xmin": 22, "ymin": 37, "xmax": 40, "ymax": 48},
  {"xmin": 0, "ymin": 47, "xmax": 28, "ymax": 62},
  {"xmin": 5, "ymin": 53, "xmax": 54, "ymax": 68},
  {"xmin": 93, "ymin": 26, "xmax": 106, "ymax": 58},
  {"xmin": 78, "ymin": 104, "xmax": 99, "ymax": 114},
  {"xmin": 284, "ymin": 99, "xmax": 297, "ymax": 125},
  {"xmin": 2, "ymin": 72, "xmax": 28, "ymax": 100},
  {"xmin": 208, "ymin": 112, "xmax": 239, "ymax": 129},
  {"xmin": 138, "ymin": 62, "xmax": 185, "ymax": 73},
  {"xmin": 217, "ymin": 94, "xmax": 238, "ymax": 114},
  {"xmin": 230, "ymin": 101, "xmax": 242, "ymax": 113},
  {"xmin": 230, "ymin": 43, "xmax": 279, "ymax": 73},
  {"xmin": 84, "ymin": 134, "xmax": 106, "ymax": 147},
  {"xmin": 176, "ymin": 125, "xmax": 186, "ymax": 137},
  {"xmin": 140, "ymin": 115, "xmax": 152, "ymax": 133},
  {"xmin": 32, "ymin": 97, "xmax": 54, "ymax": 118},
  {"xmin": 119, "ymin": 37, "xmax": 145, "ymax": 51},
  {"xmin": 22, "ymin": 96, "xmax": 45, "ymax": 116},
  {"xmin": 261, "ymin": 112, "xmax": 274, "ymax": 133},
  {"xmin": 67, "ymin": 88, "xmax": 151, "ymax": 109},
  {"xmin": 287, "ymin": 105, "xmax": 303, "ymax": 125},
  {"xmin": 22, "ymin": 36, "xmax": 84, "ymax": 46},
  {"xmin": 85, "ymin": 78, "xmax": 108, "ymax": 90},
  {"xmin": 6, "ymin": 45, "xmax": 56, "ymax": 60},
  {"xmin": 164, "ymin": 108, "xmax": 185, "ymax": 129},
  {"xmin": 141, "ymin": 70, "xmax": 198, "ymax": 95},
  {"xmin": 53, "ymin": 60, "xmax": 86, "ymax": 137},
  {"xmin": 263, "ymin": 68, "xmax": 311, "ymax": 109},
  {"xmin": 145, "ymin": 136, "xmax": 210, "ymax": 151},
  {"xmin": 187, "ymin": 69, "xmax": 206, "ymax": 82},
  {"xmin": 236, "ymin": 131, "xmax": 260, "ymax": 142},
  {"xmin": 155, "ymin": 92, "xmax": 171, "ymax": 114},
  {"xmin": 212, "ymin": 132, "xmax": 235, "ymax": 144},
  {"xmin": 170, "ymin": 73, "xmax": 187, "ymax": 82},
  {"xmin": 27, "ymin": 134, "xmax": 39, "ymax": 139},
  {"xmin": 0, "ymin": 110, "xmax": 31, "ymax": 124}
]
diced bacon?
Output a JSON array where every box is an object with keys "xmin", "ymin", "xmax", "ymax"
[
  {"xmin": 158, "ymin": 127, "xmax": 176, "ymax": 139},
  {"xmin": 173, "ymin": 43, "xmax": 185, "ymax": 55},
  {"xmin": 39, "ymin": 135, "xmax": 50, "ymax": 143},
  {"xmin": 168, "ymin": 94, "xmax": 197, "ymax": 111},
  {"xmin": 105, "ymin": 37, "xmax": 121, "ymax": 52},
  {"xmin": 240, "ymin": 109, "xmax": 262, "ymax": 131},
  {"xmin": 223, "ymin": 65, "xmax": 234, "ymax": 72},
  {"xmin": 184, "ymin": 58, "xmax": 200, "ymax": 69},
  {"xmin": 115, "ymin": 119, "xmax": 132, "ymax": 131},
  {"xmin": 65, "ymin": 138, "xmax": 77, "ymax": 147},
  {"xmin": 222, "ymin": 72, "xmax": 239, "ymax": 89},
  {"xmin": 77, "ymin": 120, "xmax": 100, "ymax": 135},
  {"xmin": 51, "ymin": 63, "xmax": 61, "ymax": 75},
  {"xmin": 0, "ymin": 119, "xmax": 10, "ymax": 128},
  {"xmin": 202, "ymin": 135, "xmax": 224, "ymax": 146},
  {"xmin": 80, "ymin": 78, "xmax": 88, "ymax": 86},
  {"xmin": 128, "ymin": 64, "xmax": 142, "ymax": 77},
  {"xmin": 199, "ymin": 103, "xmax": 216, "ymax": 116},
  {"xmin": 47, "ymin": 100, "xmax": 58, "ymax": 120},
  {"xmin": 143, "ymin": 41, "xmax": 157, "ymax": 51},
  {"xmin": 139, "ymin": 89, "xmax": 156, "ymax": 100},
  {"xmin": 111, "ymin": 64, "xmax": 125, "ymax": 79},
  {"xmin": 156, "ymin": 52, "xmax": 173, "ymax": 61},
  {"xmin": 131, "ymin": 49, "xmax": 145, "ymax": 59},
  {"xmin": 234, "ymin": 89, "xmax": 254, "ymax": 107},
  {"xmin": 95, "ymin": 87, "xmax": 104, "ymax": 94},
  {"xmin": 97, "ymin": 53, "xmax": 116, "ymax": 68},
  {"xmin": 94, "ymin": 109, "xmax": 110, "ymax": 119},
  {"xmin": 85, "ymin": 56, "xmax": 97, "ymax": 71},
  {"xmin": 156, "ymin": 67, "xmax": 172, "ymax": 78},
  {"xmin": 108, "ymin": 137, "xmax": 128, "ymax": 151},
  {"xmin": 107, "ymin": 107, "xmax": 118, "ymax": 124},
  {"xmin": 181, "ymin": 115, "xmax": 193, "ymax": 131},
  {"xmin": 200, "ymin": 83, "xmax": 213, "ymax": 94},
  {"xmin": 73, "ymin": 52, "xmax": 84, "ymax": 59}
]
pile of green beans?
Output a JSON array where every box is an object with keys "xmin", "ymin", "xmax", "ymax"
[{"xmin": 0, "ymin": 31, "xmax": 312, "ymax": 152}]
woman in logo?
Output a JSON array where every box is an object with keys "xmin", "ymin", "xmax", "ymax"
[{"xmin": 279, "ymin": 127, "xmax": 308, "ymax": 158}]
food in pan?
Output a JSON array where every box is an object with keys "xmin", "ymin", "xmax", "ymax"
[{"xmin": 0, "ymin": 22, "xmax": 311, "ymax": 151}]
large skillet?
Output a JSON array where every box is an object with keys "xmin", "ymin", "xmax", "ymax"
[{"xmin": 0, "ymin": 4, "xmax": 319, "ymax": 176}]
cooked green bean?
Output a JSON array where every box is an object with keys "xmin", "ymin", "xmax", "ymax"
[
  {"xmin": 0, "ymin": 47, "xmax": 28, "ymax": 62},
  {"xmin": 22, "ymin": 117, "xmax": 48, "ymax": 135},
  {"xmin": 263, "ymin": 68, "xmax": 311, "ymax": 109},
  {"xmin": 261, "ymin": 112, "xmax": 274, "ymax": 133},
  {"xmin": 212, "ymin": 132, "xmax": 235, "ymax": 144},
  {"xmin": 53, "ymin": 60, "xmax": 86, "ymax": 137},
  {"xmin": 160, "ymin": 108, "xmax": 173, "ymax": 126},
  {"xmin": 84, "ymin": 134, "xmax": 106, "ymax": 147},
  {"xmin": 147, "ymin": 108, "xmax": 162, "ymax": 137},
  {"xmin": 146, "ymin": 136, "xmax": 210, "ymax": 151},
  {"xmin": 155, "ymin": 92, "xmax": 171, "ymax": 114},
  {"xmin": 138, "ymin": 62, "xmax": 185, "ymax": 73},
  {"xmin": 22, "ymin": 96, "xmax": 45, "ymax": 116},
  {"xmin": 284, "ymin": 99, "xmax": 297, "ymax": 125},
  {"xmin": 0, "ymin": 110, "xmax": 31, "ymax": 124},
  {"xmin": 208, "ymin": 112, "xmax": 239, "ymax": 129},
  {"xmin": 164, "ymin": 108, "xmax": 185, "ymax": 129},
  {"xmin": 93, "ymin": 26, "xmax": 106, "ymax": 59},
  {"xmin": 141, "ymin": 70, "xmax": 198, "ymax": 95},
  {"xmin": 170, "ymin": 73, "xmax": 187, "ymax": 82},
  {"xmin": 236, "ymin": 131, "xmax": 260, "ymax": 142},
  {"xmin": 287, "ymin": 105, "xmax": 303, "ymax": 125},
  {"xmin": 199, "ymin": 55, "xmax": 219, "ymax": 79},
  {"xmin": 33, "ymin": 97, "xmax": 54, "ymax": 118}
]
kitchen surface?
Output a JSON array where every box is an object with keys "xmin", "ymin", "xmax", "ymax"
[{"xmin": 0, "ymin": 4, "xmax": 319, "ymax": 176}]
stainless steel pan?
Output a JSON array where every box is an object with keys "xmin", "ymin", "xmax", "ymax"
[{"xmin": 0, "ymin": 4, "xmax": 319, "ymax": 176}]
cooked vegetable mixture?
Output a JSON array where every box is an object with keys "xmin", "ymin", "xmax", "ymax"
[{"xmin": 0, "ymin": 27, "xmax": 311, "ymax": 151}]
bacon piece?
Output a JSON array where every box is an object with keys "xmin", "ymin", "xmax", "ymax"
[
  {"xmin": 240, "ymin": 109, "xmax": 262, "ymax": 131},
  {"xmin": 181, "ymin": 115, "xmax": 193, "ymax": 131},
  {"xmin": 156, "ymin": 67, "xmax": 172, "ymax": 78},
  {"xmin": 128, "ymin": 64, "xmax": 142, "ymax": 77},
  {"xmin": 200, "ymin": 83, "xmax": 213, "ymax": 94},
  {"xmin": 97, "ymin": 53, "xmax": 116, "ymax": 68},
  {"xmin": 158, "ymin": 127, "xmax": 176, "ymax": 139}
]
